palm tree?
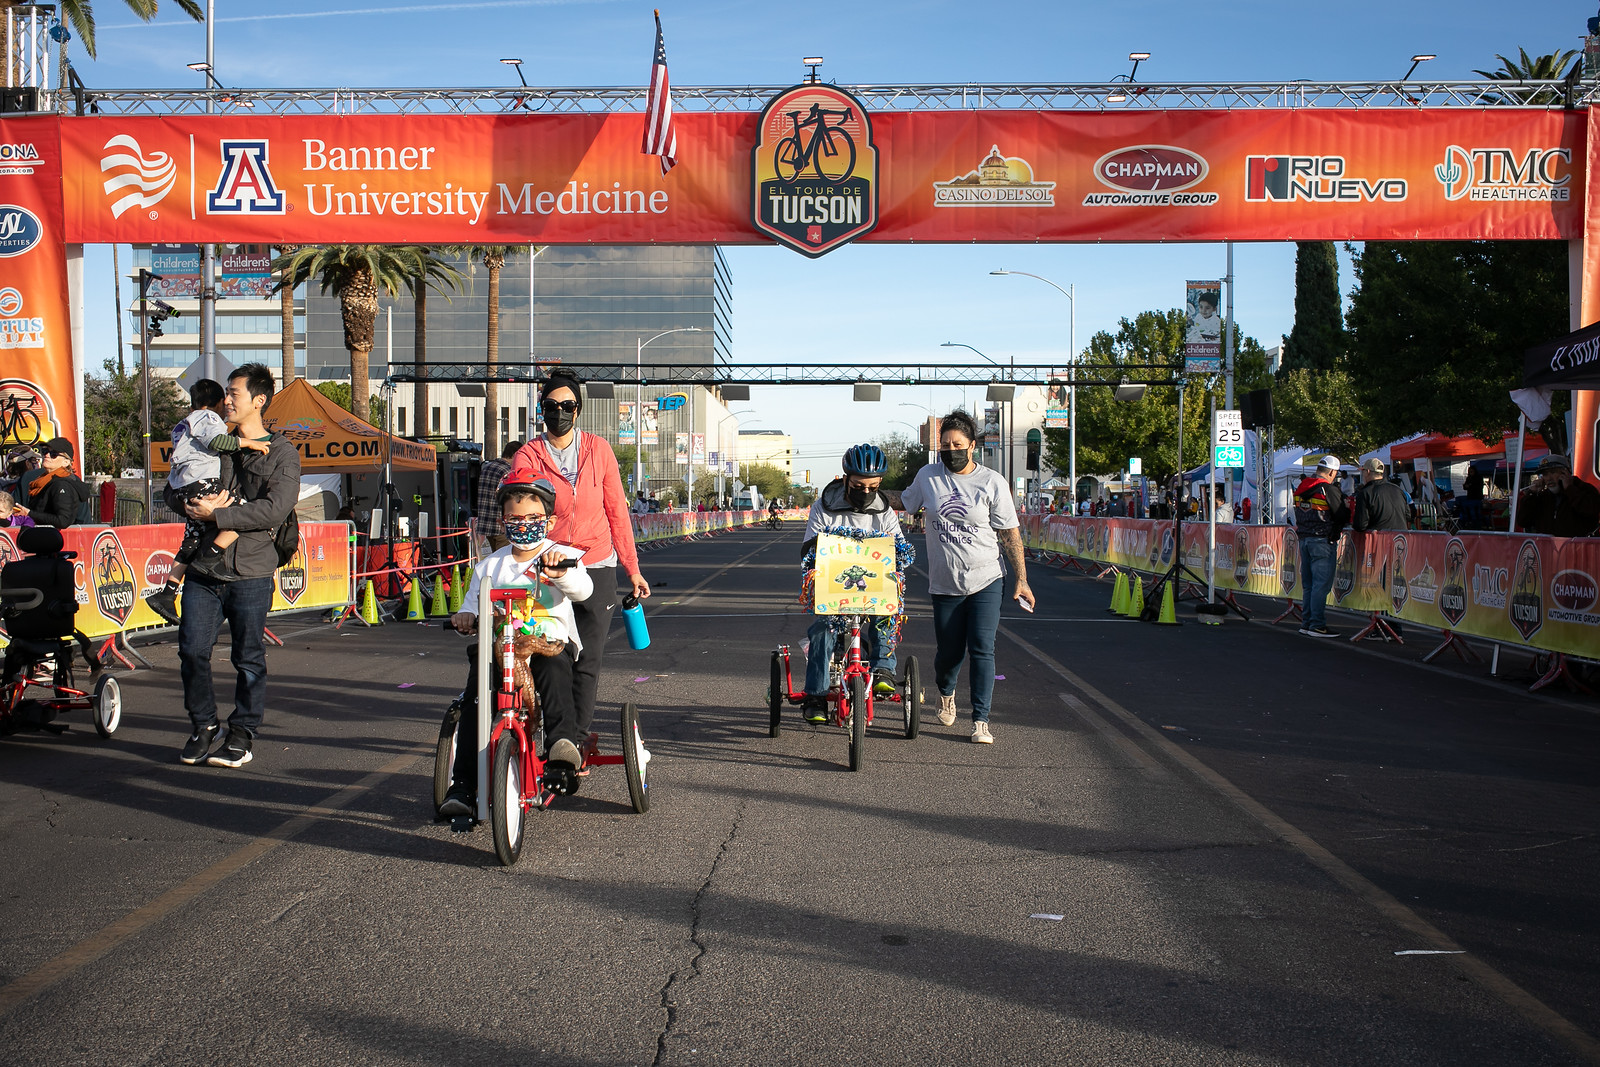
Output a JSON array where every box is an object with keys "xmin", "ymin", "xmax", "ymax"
[
  {"xmin": 407, "ymin": 251, "xmax": 465, "ymax": 441},
  {"xmin": 450, "ymin": 245, "xmax": 519, "ymax": 456},
  {"xmin": 1473, "ymin": 49, "xmax": 1580, "ymax": 106},
  {"xmin": 2, "ymin": 0, "xmax": 204, "ymax": 61},
  {"xmin": 276, "ymin": 244, "xmax": 298, "ymax": 383},
  {"xmin": 271, "ymin": 246, "xmax": 451, "ymax": 424}
]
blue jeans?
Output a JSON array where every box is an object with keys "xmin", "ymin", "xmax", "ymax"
[
  {"xmin": 178, "ymin": 575, "xmax": 273, "ymax": 735},
  {"xmin": 931, "ymin": 577, "xmax": 1004, "ymax": 723},
  {"xmin": 1299, "ymin": 537, "xmax": 1336, "ymax": 630},
  {"xmin": 804, "ymin": 617, "xmax": 896, "ymax": 695}
]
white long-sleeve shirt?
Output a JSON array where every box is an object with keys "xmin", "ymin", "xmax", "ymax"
[{"xmin": 462, "ymin": 540, "xmax": 593, "ymax": 656}]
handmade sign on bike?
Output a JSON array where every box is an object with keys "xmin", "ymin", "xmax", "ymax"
[{"xmin": 813, "ymin": 533, "xmax": 900, "ymax": 616}]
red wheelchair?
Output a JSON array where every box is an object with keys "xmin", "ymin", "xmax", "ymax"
[{"xmin": 432, "ymin": 585, "xmax": 649, "ymax": 866}]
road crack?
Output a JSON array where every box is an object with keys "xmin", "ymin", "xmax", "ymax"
[{"xmin": 653, "ymin": 797, "xmax": 746, "ymax": 1067}]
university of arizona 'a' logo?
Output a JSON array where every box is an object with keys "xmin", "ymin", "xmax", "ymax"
[{"xmin": 207, "ymin": 140, "xmax": 284, "ymax": 214}]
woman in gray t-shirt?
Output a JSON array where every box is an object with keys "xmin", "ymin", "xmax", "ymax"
[{"xmin": 900, "ymin": 410, "xmax": 1035, "ymax": 744}]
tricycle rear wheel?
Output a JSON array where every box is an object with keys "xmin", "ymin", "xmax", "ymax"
[{"xmin": 621, "ymin": 702, "xmax": 650, "ymax": 813}]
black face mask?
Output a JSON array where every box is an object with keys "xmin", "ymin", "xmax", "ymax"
[
  {"xmin": 543, "ymin": 407, "xmax": 577, "ymax": 436},
  {"xmin": 939, "ymin": 449, "xmax": 971, "ymax": 473},
  {"xmin": 845, "ymin": 484, "xmax": 877, "ymax": 511}
]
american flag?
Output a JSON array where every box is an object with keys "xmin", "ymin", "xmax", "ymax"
[{"xmin": 642, "ymin": 9, "xmax": 677, "ymax": 175}]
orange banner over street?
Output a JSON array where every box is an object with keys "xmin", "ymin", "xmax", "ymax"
[{"xmin": 50, "ymin": 108, "xmax": 1581, "ymax": 246}]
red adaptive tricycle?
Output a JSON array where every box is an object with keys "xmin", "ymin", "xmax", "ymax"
[
  {"xmin": 432, "ymin": 585, "xmax": 649, "ymax": 866},
  {"xmin": 767, "ymin": 612, "xmax": 921, "ymax": 771}
]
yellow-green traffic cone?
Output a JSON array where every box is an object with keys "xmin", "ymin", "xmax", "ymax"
[
  {"xmin": 359, "ymin": 579, "xmax": 382, "ymax": 625},
  {"xmin": 1125, "ymin": 575, "xmax": 1145, "ymax": 618},
  {"xmin": 449, "ymin": 565, "xmax": 468, "ymax": 613},
  {"xmin": 1155, "ymin": 580, "xmax": 1179, "ymax": 625},
  {"xmin": 429, "ymin": 574, "xmax": 450, "ymax": 617},
  {"xmin": 1108, "ymin": 571, "xmax": 1128, "ymax": 614},
  {"xmin": 404, "ymin": 577, "xmax": 426, "ymax": 621}
]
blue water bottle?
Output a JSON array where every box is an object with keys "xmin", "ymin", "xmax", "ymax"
[{"xmin": 621, "ymin": 593, "xmax": 650, "ymax": 650}]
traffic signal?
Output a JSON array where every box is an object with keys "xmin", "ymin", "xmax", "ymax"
[
  {"xmin": 1025, "ymin": 428, "xmax": 1041, "ymax": 471},
  {"xmin": 147, "ymin": 316, "xmax": 163, "ymax": 338}
]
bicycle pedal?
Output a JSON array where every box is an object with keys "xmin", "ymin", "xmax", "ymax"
[{"xmin": 449, "ymin": 816, "xmax": 477, "ymax": 833}]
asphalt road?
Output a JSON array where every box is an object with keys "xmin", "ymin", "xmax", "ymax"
[{"xmin": 0, "ymin": 523, "xmax": 1595, "ymax": 1066}]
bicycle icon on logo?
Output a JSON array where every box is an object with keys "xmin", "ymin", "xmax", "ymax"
[{"xmin": 773, "ymin": 103, "xmax": 857, "ymax": 184}]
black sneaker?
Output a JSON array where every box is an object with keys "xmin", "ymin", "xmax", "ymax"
[
  {"xmin": 801, "ymin": 695, "xmax": 829, "ymax": 723},
  {"xmin": 438, "ymin": 784, "xmax": 473, "ymax": 818},
  {"xmin": 145, "ymin": 585, "xmax": 181, "ymax": 625},
  {"xmin": 206, "ymin": 726, "xmax": 253, "ymax": 768},
  {"xmin": 1300, "ymin": 626, "xmax": 1341, "ymax": 639},
  {"xmin": 180, "ymin": 723, "xmax": 220, "ymax": 764}
]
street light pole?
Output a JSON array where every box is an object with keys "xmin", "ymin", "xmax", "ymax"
[
  {"xmin": 635, "ymin": 326, "xmax": 702, "ymax": 500},
  {"xmin": 939, "ymin": 341, "xmax": 1009, "ymax": 484},
  {"xmin": 992, "ymin": 269, "xmax": 1075, "ymax": 500}
]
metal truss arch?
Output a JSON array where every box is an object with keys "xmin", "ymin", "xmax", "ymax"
[{"xmin": 39, "ymin": 79, "xmax": 1589, "ymax": 117}]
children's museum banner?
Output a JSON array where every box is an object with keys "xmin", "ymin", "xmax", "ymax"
[
  {"xmin": 2, "ymin": 101, "xmax": 1597, "ymax": 475},
  {"xmin": 1024, "ymin": 515, "xmax": 1600, "ymax": 660},
  {"xmin": 0, "ymin": 522, "xmax": 353, "ymax": 641}
]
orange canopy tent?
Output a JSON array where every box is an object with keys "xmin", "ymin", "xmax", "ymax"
[
  {"xmin": 1389, "ymin": 430, "xmax": 1547, "ymax": 462},
  {"xmin": 149, "ymin": 377, "xmax": 437, "ymax": 474}
]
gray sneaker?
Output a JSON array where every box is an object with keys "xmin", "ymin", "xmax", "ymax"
[
  {"xmin": 937, "ymin": 694, "xmax": 957, "ymax": 727},
  {"xmin": 971, "ymin": 721, "xmax": 994, "ymax": 744},
  {"xmin": 546, "ymin": 737, "xmax": 583, "ymax": 769}
]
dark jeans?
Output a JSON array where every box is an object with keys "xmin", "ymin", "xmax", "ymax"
[
  {"xmin": 931, "ymin": 577, "xmax": 1004, "ymax": 723},
  {"xmin": 1299, "ymin": 537, "xmax": 1336, "ymax": 630},
  {"xmin": 804, "ymin": 617, "xmax": 896, "ymax": 695},
  {"xmin": 570, "ymin": 566, "xmax": 619, "ymax": 738},
  {"xmin": 451, "ymin": 640, "xmax": 577, "ymax": 791},
  {"xmin": 178, "ymin": 574, "xmax": 273, "ymax": 735}
]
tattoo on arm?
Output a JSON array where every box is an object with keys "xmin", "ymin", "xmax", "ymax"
[{"xmin": 998, "ymin": 527, "xmax": 1028, "ymax": 585}]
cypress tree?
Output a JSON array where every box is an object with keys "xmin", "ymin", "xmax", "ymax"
[{"xmin": 1281, "ymin": 241, "xmax": 1344, "ymax": 374}]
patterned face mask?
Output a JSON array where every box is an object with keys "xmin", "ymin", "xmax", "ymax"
[{"xmin": 504, "ymin": 517, "xmax": 549, "ymax": 547}]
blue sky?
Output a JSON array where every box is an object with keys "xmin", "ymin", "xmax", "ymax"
[{"xmin": 75, "ymin": 0, "xmax": 1583, "ymax": 478}]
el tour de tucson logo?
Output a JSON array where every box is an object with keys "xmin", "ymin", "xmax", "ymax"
[{"xmin": 752, "ymin": 84, "xmax": 878, "ymax": 258}]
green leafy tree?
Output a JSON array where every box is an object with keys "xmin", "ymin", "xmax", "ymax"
[
  {"xmin": 1271, "ymin": 368, "xmax": 1378, "ymax": 459},
  {"xmin": 868, "ymin": 431, "xmax": 926, "ymax": 490},
  {"xmin": 81, "ymin": 360, "xmax": 186, "ymax": 475},
  {"xmin": 1344, "ymin": 240, "xmax": 1568, "ymax": 443},
  {"xmin": 272, "ymin": 245, "xmax": 451, "ymax": 424},
  {"xmin": 9, "ymin": 0, "xmax": 204, "ymax": 61},
  {"xmin": 739, "ymin": 462, "xmax": 790, "ymax": 503},
  {"xmin": 314, "ymin": 381, "xmax": 387, "ymax": 427},
  {"xmin": 1043, "ymin": 309, "xmax": 1271, "ymax": 486},
  {"xmin": 1281, "ymin": 241, "xmax": 1344, "ymax": 374}
]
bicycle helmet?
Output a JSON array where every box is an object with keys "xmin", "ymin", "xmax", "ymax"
[
  {"xmin": 841, "ymin": 444, "xmax": 888, "ymax": 477},
  {"xmin": 496, "ymin": 469, "xmax": 558, "ymax": 511}
]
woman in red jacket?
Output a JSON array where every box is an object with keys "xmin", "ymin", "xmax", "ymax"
[{"xmin": 510, "ymin": 371, "xmax": 651, "ymax": 739}]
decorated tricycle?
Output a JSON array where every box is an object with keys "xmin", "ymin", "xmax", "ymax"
[
  {"xmin": 767, "ymin": 528, "xmax": 920, "ymax": 770},
  {"xmin": 434, "ymin": 583, "xmax": 650, "ymax": 866}
]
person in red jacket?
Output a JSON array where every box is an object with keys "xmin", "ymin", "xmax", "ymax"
[{"xmin": 510, "ymin": 370, "xmax": 651, "ymax": 741}]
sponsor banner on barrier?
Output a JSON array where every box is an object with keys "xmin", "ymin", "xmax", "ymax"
[
  {"xmin": 0, "ymin": 522, "xmax": 352, "ymax": 640},
  {"xmin": 1024, "ymin": 515, "xmax": 1600, "ymax": 659}
]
